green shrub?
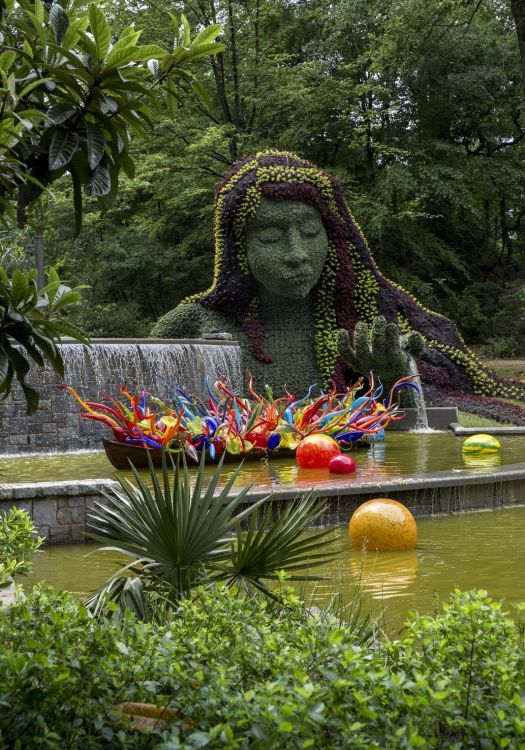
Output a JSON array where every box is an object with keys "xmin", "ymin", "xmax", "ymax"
[
  {"xmin": 0, "ymin": 508, "xmax": 42, "ymax": 588},
  {"xmin": 482, "ymin": 336, "xmax": 519, "ymax": 359},
  {"xmin": 0, "ymin": 587, "xmax": 524, "ymax": 749}
]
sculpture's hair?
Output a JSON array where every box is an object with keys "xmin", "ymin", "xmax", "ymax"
[{"xmin": 190, "ymin": 150, "xmax": 524, "ymax": 403}]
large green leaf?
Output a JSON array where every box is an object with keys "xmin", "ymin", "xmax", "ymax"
[
  {"xmin": 70, "ymin": 164, "xmax": 83, "ymax": 237},
  {"xmin": 0, "ymin": 354, "xmax": 9, "ymax": 387},
  {"xmin": 20, "ymin": 382, "xmax": 39, "ymax": 415},
  {"xmin": 104, "ymin": 43, "xmax": 137, "ymax": 70},
  {"xmin": 46, "ymin": 103, "xmax": 77, "ymax": 125},
  {"xmin": 190, "ymin": 23, "xmax": 222, "ymax": 48},
  {"xmin": 86, "ymin": 122, "xmax": 105, "ymax": 169},
  {"xmin": 48, "ymin": 130, "xmax": 80, "ymax": 170},
  {"xmin": 88, "ymin": 4, "xmax": 111, "ymax": 62},
  {"xmin": 9, "ymin": 269, "xmax": 30, "ymax": 307},
  {"xmin": 49, "ymin": 4, "xmax": 69, "ymax": 45},
  {"xmin": 84, "ymin": 160, "xmax": 111, "ymax": 196}
]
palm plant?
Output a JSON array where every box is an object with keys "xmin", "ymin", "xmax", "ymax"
[{"xmin": 87, "ymin": 453, "xmax": 335, "ymax": 619}]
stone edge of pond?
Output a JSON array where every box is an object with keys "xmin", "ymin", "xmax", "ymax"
[
  {"xmin": 2, "ymin": 465, "xmax": 525, "ymax": 542},
  {"xmin": 449, "ymin": 422, "xmax": 525, "ymax": 435}
]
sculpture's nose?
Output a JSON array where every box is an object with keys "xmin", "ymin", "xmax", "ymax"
[{"xmin": 286, "ymin": 226, "xmax": 308, "ymax": 267}]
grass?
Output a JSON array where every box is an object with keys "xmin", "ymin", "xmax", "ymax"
[
  {"xmin": 479, "ymin": 357, "xmax": 525, "ymax": 383},
  {"xmin": 458, "ymin": 411, "xmax": 503, "ymax": 428}
]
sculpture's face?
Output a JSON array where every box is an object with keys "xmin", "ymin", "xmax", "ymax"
[{"xmin": 245, "ymin": 198, "xmax": 329, "ymax": 299}]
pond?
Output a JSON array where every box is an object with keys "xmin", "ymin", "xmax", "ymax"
[
  {"xmin": 3, "ymin": 431, "xmax": 525, "ymax": 490},
  {"xmin": 26, "ymin": 504, "xmax": 525, "ymax": 633}
]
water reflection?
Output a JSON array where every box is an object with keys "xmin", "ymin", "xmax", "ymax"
[
  {"xmin": 2, "ymin": 432, "xmax": 525, "ymax": 487},
  {"xmin": 349, "ymin": 549, "xmax": 419, "ymax": 600},
  {"xmin": 462, "ymin": 453, "xmax": 502, "ymax": 469}
]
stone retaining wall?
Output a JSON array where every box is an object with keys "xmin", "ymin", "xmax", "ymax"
[
  {"xmin": 3, "ymin": 464, "xmax": 525, "ymax": 545},
  {"xmin": 0, "ymin": 339, "xmax": 241, "ymax": 454},
  {"xmin": 0, "ymin": 479, "xmax": 118, "ymax": 544}
]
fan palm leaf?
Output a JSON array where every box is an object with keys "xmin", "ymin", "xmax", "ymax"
[{"xmin": 88, "ymin": 451, "xmax": 335, "ymax": 615}]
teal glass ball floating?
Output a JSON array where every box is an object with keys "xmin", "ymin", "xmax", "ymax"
[{"xmin": 462, "ymin": 434, "xmax": 501, "ymax": 455}]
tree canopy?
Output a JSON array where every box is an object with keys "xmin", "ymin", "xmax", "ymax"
[{"xmin": 6, "ymin": 0, "xmax": 525, "ymax": 353}]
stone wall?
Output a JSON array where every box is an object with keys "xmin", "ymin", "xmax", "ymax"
[
  {"xmin": 0, "ymin": 479, "xmax": 118, "ymax": 544},
  {"xmin": 0, "ymin": 339, "xmax": 241, "ymax": 454},
  {"xmin": 3, "ymin": 463, "xmax": 525, "ymax": 545}
]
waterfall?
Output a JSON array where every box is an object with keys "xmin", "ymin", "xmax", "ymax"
[
  {"xmin": 60, "ymin": 341, "xmax": 243, "ymax": 399},
  {"xmin": 0, "ymin": 339, "xmax": 242, "ymax": 454},
  {"xmin": 407, "ymin": 355, "xmax": 431, "ymax": 432}
]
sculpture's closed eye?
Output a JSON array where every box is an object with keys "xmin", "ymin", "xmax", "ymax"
[
  {"xmin": 257, "ymin": 228, "xmax": 284, "ymax": 244},
  {"xmin": 301, "ymin": 221, "xmax": 322, "ymax": 237}
]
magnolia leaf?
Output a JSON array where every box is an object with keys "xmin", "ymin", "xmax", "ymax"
[
  {"xmin": 180, "ymin": 14, "xmax": 191, "ymax": 47},
  {"xmin": 18, "ymin": 77, "xmax": 54, "ymax": 98},
  {"xmin": 182, "ymin": 42, "xmax": 226, "ymax": 63},
  {"xmin": 62, "ymin": 17, "xmax": 90, "ymax": 50},
  {"xmin": 127, "ymin": 44, "xmax": 168, "ymax": 62},
  {"xmin": 118, "ymin": 150, "xmax": 135, "ymax": 179},
  {"xmin": 21, "ymin": 381, "xmax": 40, "ymax": 415},
  {"xmin": 89, "ymin": 3, "xmax": 111, "ymax": 61},
  {"xmin": 85, "ymin": 160, "xmax": 111, "ymax": 196},
  {"xmin": 86, "ymin": 122, "xmax": 105, "ymax": 170},
  {"xmin": 0, "ymin": 354, "xmax": 9, "ymax": 386},
  {"xmin": 100, "ymin": 95, "xmax": 118, "ymax": 114},
  {"xmin": 70, "ymin": 164, "xmax": 83, "ymax": 236},
  {"xmin": 191, "ymin": 23, "xmax": 222, "ymax": 48},
  {"xmin": 50, "ymin": 4, "xmax": 69, "ymax": 45},
  {"xmin": 104, "ymin": 44, "xmax": 137, "ymax": 69},
  {"xmin": 10, "ymin": 269, "xmax": 30, "ymax": 306},
  {"xmin": 191, "ymin": 78, "xmax": 212, "ymax": 108},
  {"xmin": 49, "ymin": 130, "xmax": 80, "ymax": 170},
  {"xmin": 46, "ymin": 103, "xmax": 77, "ymax": 125}
]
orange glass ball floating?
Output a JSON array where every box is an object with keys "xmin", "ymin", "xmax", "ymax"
[
  {"xmin": 295, "ymin": 433, "xmax": 340, "ymax": 468},
  {"xmin": 348, "ymin": 498, "xmax": 417, "ymax": 552}
]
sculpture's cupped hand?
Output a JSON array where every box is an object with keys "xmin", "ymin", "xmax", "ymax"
[{"xmin": 338, "ymin": 316, "xmax": 425, "ymax": 393}]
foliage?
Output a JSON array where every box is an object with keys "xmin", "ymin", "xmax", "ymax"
[
  {"xmin": 0, "ymin": 265, "xmax": 88, "ymax": 413},
  {"xmin": 87, "ymin": 452, "xmax": 333, "ymax": 615},
  {"xmin": 0, "ymin": 507, "xmax": 42, "ymax": 589},
  {"xmin": 1, "ymin": 587, "xmax": 525, "ymax": 748},
  {"xmin": 152, "ymin": 150, "xmax": 525, "ymax": 415},
  {"xmin": 36, "ymin": 0, "xmax": 525, "ymax": 362},
  {"xmin": 0, "ymin": 0, "xmax": 224, "ymax": 230}
]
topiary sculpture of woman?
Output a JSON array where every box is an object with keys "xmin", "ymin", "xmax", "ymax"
[{"xmin": 152, "ymin": 151, "xmax": 525, "ymax": 421}]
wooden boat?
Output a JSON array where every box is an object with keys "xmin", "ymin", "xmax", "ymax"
[{"xmin": 102, "ymin": 438, "xmax": 295, "ymax": 470}]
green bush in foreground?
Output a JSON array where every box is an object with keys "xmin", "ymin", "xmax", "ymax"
[
  {"xmin": 0, "ymin": 508, "xmax": 42, "ymax": 589},
  {"xmin": 1, "ymin": 587, "xmax": 525, "ymax": 749}
]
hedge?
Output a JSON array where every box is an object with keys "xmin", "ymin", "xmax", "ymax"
[{"xmin": 1, "ymin": 586, "xmax": 524, "ymax": 749}]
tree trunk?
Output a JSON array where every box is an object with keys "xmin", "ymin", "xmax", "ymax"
[{"xmin": 511, "ymin": 0, "xmax": 525, "ymax": 83}]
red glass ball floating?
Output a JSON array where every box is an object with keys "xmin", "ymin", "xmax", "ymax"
[
  {"xmin": 296, "ymin": 434, "xmax": 340, "ymax": 469},
  {"xmin": 328, "ymin": 454, "xmax": 357, "ymax": 474}
]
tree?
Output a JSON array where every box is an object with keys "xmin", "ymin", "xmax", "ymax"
[
  {"xmin": 0, "ymin": 266, "xmax": 88, "ymax": 413},
  {"xmin": 28, "ymin": 0, "xmax": 525, "ymax": 357},
  {"xmin": 0, "ymin": 0, "xmax": 224, "ymax": 232},
  {"xmin": 0, "ymin": 0, "xmax": 224, "ymax": 409}
]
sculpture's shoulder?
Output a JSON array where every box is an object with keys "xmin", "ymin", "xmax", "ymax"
[{"xmin": 150, "ymin": 301, "xmax": 238, "ymax": 339}]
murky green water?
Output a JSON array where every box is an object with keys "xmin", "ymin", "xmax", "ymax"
[
  {"xmin": 26, "ymin": 505, "xmax": 525, "ymax": 632},
  {"xmin": 3, "ymin": 432, "xmax": 525, "ymax": 490},
  {"xmin": 9, "ymin": 432, "xmax": 525, "ymax": 629}
]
